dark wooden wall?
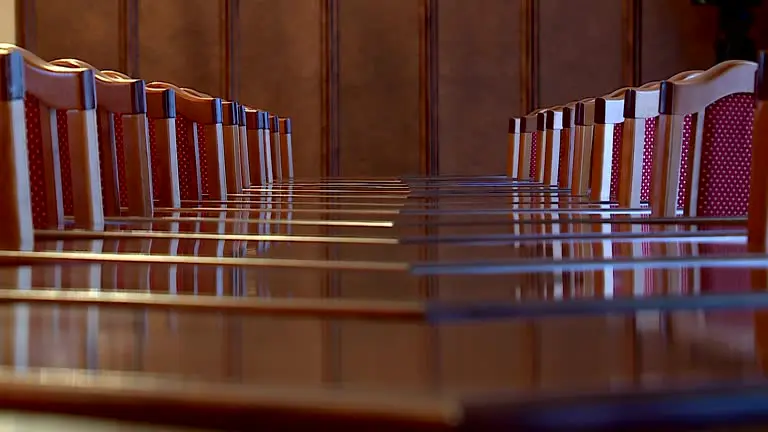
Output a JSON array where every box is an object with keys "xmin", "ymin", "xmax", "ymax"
[{"xmin": 17, "ymin": 0, "xmax": 741, "ymax": 178}]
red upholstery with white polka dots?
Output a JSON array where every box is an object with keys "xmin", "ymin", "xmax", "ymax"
[
  {"xmin": 113, "ymin": 114, "xmax": 129, "ymax": 209},
  {"xmin": 697, "ymin": 93, "xmax": 755, "ymax": 299},
  {"xmin": 197, "ymin": 123, "xmax": 209, "ymax": 197},
  {"xmin": 24, "ymin": 95, "xmax": 48, "ymax": 229},
  {"xmin": 609, "ymin": 123, "xmax": 623, "ymax": 200},
  {"xmin": 56, "ymin": 110, "xmax": 73, "ymax": 216},
  {"xmin": 147, "ymin": 119, "xmax": 161, "ymax": 204},
  {"xmin": 696, "ymin": 93, "xmax": 754, "ymax": 217},
  {"xmin": 529, "ymin": 132, "xmax": 538, "ymax": 180},
  {"xmin": 640, "ymin": 117, "xmax": 656, "ymax": 202},
  {"xmin": 175, "ymin": 114, "xmax": 198, "ymax": 201},
  {"xmin": 677, "ymin": 115, "xmax": 692, "ymax": 210},
  {"xmin": 558, "ymin": 129, "xmax": 568, "ymax": 183}
]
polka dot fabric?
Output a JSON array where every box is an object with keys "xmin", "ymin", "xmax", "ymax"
[
  {"xmin": 609, "ymin": 123, "xmax": 623, "ymax": 200},
  {"xmin": 56, "ymin": 110, "xmax": 73, "ymax": 216},
  {"xmin": 24, "ymin": 95, "xmax": 48, "ymax": 229},
  {"xmin": 558, "ymin": 130, "xmax": 568, "ymax": 184},
  {"xmin": 643, "ymin": 115, "xmax": 692, "ymax": 209},
  {"xmin": 113, "ymin": 114, "xmax": 129, "ymax": 209},
  {"xmin": 696, "ymin": 93, "xmax": 754, "ymax": 217},
  {"xmin": 148, "ymin": 119, "xmax": 162, "ymax": 204},
  {"xmin": 175, "ymin": 114, "xmax": 198, "ymax": 201},
  {"xmin": 677, "ymin": 115, "xmax": 692, "ymax": 210},
  {"xmin": 197, "ymin": 123, "xmax": 209, "ymax": 198},
  {"xmin": 529, "ymin": 132, "xmax": 538, "ymax": 180},
  {"xmin": 697, "ymin": 93, "xmax": 754, "ymax": 301},
  {"xmin": 640, "ymin": 117, "xmax": 657, "ymax": 202}
]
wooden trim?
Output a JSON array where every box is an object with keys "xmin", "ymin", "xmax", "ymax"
[
  {"xmin": 521, "ymin": 0, "xmax": 538, "ymax": 114},
  {"xmin": 221, "ymin": 0, "xmax": 240, "ymax": 100},
  {"xmin": 622, "ymin": 0, "xmax": 642, "ymax": 87},
  {"xmin": 118, "ymin": 0, "xmax": 140, "ymax": 77},
  {"xmin": 320, "ymin": 0, "xmax": 341, "ymax": 388},
  {"xmin": 321, "ymin": 0, "xmax": 340, "ymax": 178},
  {"xmin": 418, "ymin": 0, "xmax": 440, "ymax": 393},
  {"xmin": 14, "ymin": 0, "xmax": 36, "ymax": 52},
  {"xmin": 418, "ymin": 0, "xmax": 438, "ymax": 176}
]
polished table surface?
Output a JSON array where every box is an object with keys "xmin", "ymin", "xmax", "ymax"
[{"xmin": 2, "ymin": 178, "xmax": 766, "ymax": 430}]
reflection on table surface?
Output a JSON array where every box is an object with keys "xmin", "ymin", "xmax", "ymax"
[
  {"xmin": 0, "ymin": 410, "xmax": 201, "ymax": 431},
  {"xmin": 9, "ymin": 181, "xmax": 768, "ymax": 429}
]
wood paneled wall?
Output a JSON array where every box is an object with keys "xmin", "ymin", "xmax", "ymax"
[
  {"xmin": 17, "ymin": 0, "xmax": 745, "ymax": 177},
  {"xmin": 17, "ymin": 0, "xmax": 746, "ymax": 178}
]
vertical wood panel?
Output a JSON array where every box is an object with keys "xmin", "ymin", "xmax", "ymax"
[
  {"xmin": 338, "ymin": 0, "xmax": 420, "ymax": 177},
  {"xmin": 34, "ymin": 0, "xmax": 119, "ymax": 69},
  {"xmin": 118, "ymin": 0, "xmax": 139, "ymax": 76},
  {"xmin": 221, "ymin": 0, "xmax": 239, "ymax": 100},
  {"xmin": 419, "ymin": 0, "xmax": 439, "ymax": 176},
  {"xmin": 337, "ymin": 0, "xmax": 423, "ymax": 391},
  {"xmin": 437, "ymin": 0, "xmax": 522, "ymax": 175},
  {"xmin": 15, "ymin": 0, "xmax": 35, "ymax": 50},
  {"xmin": 321, "ymin": 0, "xmax": 340, "ymax": 178},
  {"xmin": 622, "ymin": 0, "xmax": 642, "ymax": 86},
  {"xmin": 538, "ymin": 0, "xmax": 623, "ymax": 107},
  {"xmin": 239, "ymin": 0, "xmax": 323, "ymax": 179},
  {"xmin": 139, "ymin": 0, "xmax": 221, "ymax": 95},
  {"xmin": 641, "ymin": 0, "xmax": 718, "ymax": 82},
  {"xmin": 520, "ymin": 0, "xmax": 538, "ymax": 115},
  {"xmin": 238, "ymin": 0, "xmax": 325, "ymax": 386}
]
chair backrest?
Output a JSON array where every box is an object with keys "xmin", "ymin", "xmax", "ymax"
[
  {"xmin": 279, "ymin": 117, "xmax": 294, "ymax": 180},
  {"xmin": 521, "ymin": 110, "xmax": 543, "ymax": 182},
  {"xmin": 238, "ymin": 106, "xmax": 250, "ymax": 188},
  {"xmin": 51, "ymin": 59, "xmax": 153, "ymax": 218},
  {"xmin": 506, "ymin": 117, "xmax": 522, "ymax": 179},
  {"xmin": 651, "ymin": 60, "xmax": 757, "ymax": 218},
  {"xmin": 572, "ymin": 99, "xmax": 595, "ymax": 195},
  {"xmin": 558, "ymin": 102, "xmax": 577, "ymax": 189},
  {"xmin": 618, "ymin": 71, "xmax": 702, "ymax": 208},
  {"xmin": 542, "ymin": 107, "xmax": 564, "ymax": 186},
  {"xmin": 0, "ymin": 47, "xmax": 34, "ymax": 289},
  {"xmin": 245, "ymin": 109, "xmax": 270, "ymax": 186},
  {"xmin": 748, "ymin": 51, "xmax": 768, "ymax": 289},
  {"xmin": 6, "ymin": 45, "xmax": 102, "ymax": 232},
  {"xmin": 102, "ymin": 69, "xmax": 181, "ymax": 210},
  {"xmin": 593, "ymin": 87, "xmax": 629, "ymax": 203},
  {"xmin": 147, "ymin": 82, "xmax": 226, "ymax": 203},
  {"xmin": 183, "ymin": 87, "xmax": 243, "ymax": 197}
]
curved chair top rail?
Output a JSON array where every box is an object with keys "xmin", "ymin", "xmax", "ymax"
[
  {"xmin": 575, "ymin": 97, "xmax": 597, "ymax": 126},
  {"xmin": 660, "ymin": 60, "xmax": 757, "ymax": 115},
  {"xmin": 101, "ymin": 70, "xmax": 175, "ymax": 119},
  {"xmin": 50, "ymin": 59, "xmax": 145, "ymax": 115},
  {"xmin": 245, "ymin": 108, "xmax": 269, "ymax": 131},
  {"xmin": 0, "ymin": 48, "xmax": 23, "ymax": 101},
  {"xmin": 238, "ymin": 105, "xmax": 247, "ymax": 126},
  {"xmin": 0, "ymin": 44, "xmax": 94, "ymax": 110},
  {"xmin": 562, "ymin": 101, "xmax": 579, "ymax": 128},
  {"xmin": 521, "ymin": 110, "xmax": 545, "ymax": 133},
  {"xmin": 147, "ymin": 81, "xmax": 222, "ymax": 124},
  {"xmin": 181, "ymin": 87, "xmax": 238, "ymax": 126},
  {"xmin": 544, "ymin": 104, "xmax": 566, "ymax": 130},
  {"xmin": 280, "ymin": 117, "xmax": 292, "ymax": 134},
  {"xmin": 595, "ymin": 87, "xmax": 631, "ymax": 124},
  {"xmin": 624, "ymin": 70, "xmax": 703, "ymax": 119},
  {"xmin": 269, "ymin": 114, "xmax": 280, "ymax": 132}
]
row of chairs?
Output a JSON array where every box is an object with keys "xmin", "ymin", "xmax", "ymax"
[{"xmin": 0, "ymin": 44, "xmax": 300, "ymax": 298}]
